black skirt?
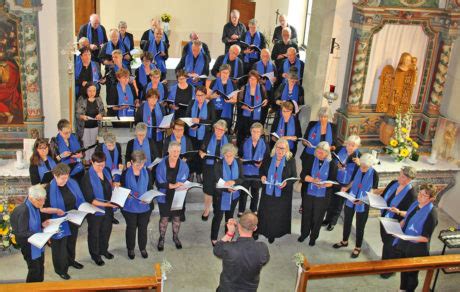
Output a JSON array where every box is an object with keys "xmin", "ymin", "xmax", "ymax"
[
  {"xmin": 257, "ymin": 186, "xmax": 293, "ymax": 239},
  {"xmin": 158, "ymin": 190, "xmax": 184, "ymax": 218},
  {"xmin": 202, "ymin": 164, "xmax": 217, "ymax": 195}
]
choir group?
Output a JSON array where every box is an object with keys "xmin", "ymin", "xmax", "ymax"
[{"xmin": 10, "ymin": 10, "xmax": 438, "ymax": 292}]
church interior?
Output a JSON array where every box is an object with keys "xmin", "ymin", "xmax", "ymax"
[{"xmin": 0, "ymin": 0, "xmax": 460, "ymax": 291}]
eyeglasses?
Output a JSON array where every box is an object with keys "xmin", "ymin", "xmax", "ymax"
[
  {"xmin": 38, "ymin": 145, "xmax": 48, "ymax": 150},
  {"xmin": 276, "ymin": 146, "xmax": 287, "ymax": 151},
  {"xmin": 196, "ymin": 94, "xmax": 206, "ymax": 97},
  {"xmin": 215, "ymin": 127, "xmax": 225, "ymax": 132}
]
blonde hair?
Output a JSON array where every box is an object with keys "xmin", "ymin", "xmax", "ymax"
[{"xmin": 270, "ymin": 138, "xmax": 293, "ymax": 160}]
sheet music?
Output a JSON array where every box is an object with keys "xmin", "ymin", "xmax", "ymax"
[
  {"xmin": 332, "ymin": 152, "xmax": 346, "ymax": 166},
  {"xmin": 138, "ymin": 189, "xmax": 166, "ymax": 203},
  {"xmin": 335, "ymin": 191, "xmax": 359, "ymax": 202},
  {"xmin": 28, "ymin": 232, "xmax": 55, "ymax": 249},
  {"xmin": 158, "ymin": 113, "xmax": 174, "ymax": 128},
  {"xmin": 366, "ymin": 192, "xmax": 391, "ymax": 210},
  {"xmin": 216, "ymin": 178, "xmax": 252, "ymax": 198},
  {"xmin": 111, "ymin": 187, "xmax": 131, "ymax": 207},
  {"xmin": 378, "ymin": 217, "xmax": 423, "ymax": 241},
  {"xmin": 180, "ymin": 118, "xmax": 194, "ymax": 127},
  {"xmin": 171, "ymin": 189, "xmax": 187, "ymax": 210},
  {"xmin": 147, "ymin": 157, "xmax": 163, "ymax": 169},
  {"xmin": 176, "ymin": 180, "xmax": 203, "ymax": 191},
  {"xmin": 263, "ymin": 177, "xmax": 298, "ymax": 186},
  {"xmin": 271, "ymin": 132, "xmax": 280, "ymax": 139},
  {"xmin": 65, "ymin": 210, "xmax": 88, "ymax": 226},
  {"xmin": 118, "ymin": 116, "xmax": 135, "ymax": 122},
  {"xmin": 318, "ymin": 180, "xmax": 339, "ymax": 185},
  {"xmin": 78, "ymin": 202, "xmax": 105, "ymax": 214},
  {"xmin": 43, "ymin": 216, "xmax": 68, "ymax": 234}
]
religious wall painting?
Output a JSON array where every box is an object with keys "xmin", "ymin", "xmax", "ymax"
[
  {"xmin": 432, "ymin": 117, "xmax": 460, "ymax": 166},
  {"xmin": 0, "ymin": 11, "xmax": 23, "ymax": 124},
  {"xmin": 379, "ymin": 0, "xmax": 439, "ymax": 8}
]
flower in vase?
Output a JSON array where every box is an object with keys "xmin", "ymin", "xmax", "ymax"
[
  {"xmin": 406, "ymin": 136, "xmax": 413, "ymax": 142},
  {"xmin": 8, "ymin": 204, "xmax": 15, "ymax": 213},
  {"xmin": 3, "ymin": 214, "xmax": 10, "ymax": 221},
  {"xmin": 400, "ymin": 148, "xmax": 410, "ymax": 157},
  {"xmin": 412, "ymin": 141, "xmax": 419, "ymax": 149},
  {"xmin": 0, "ymin": 227, "xmax": 8, "ymax": 236},
  {"xmin": 401, "ymin": 127, "xmax": 408, "ymax": 134},
  {"xmin": 0, "ymin": 205, "xmax": 3, "ymax": 213},
  {"xmin": 390, "ymin": 139, "xmax": 398, "ymax": 147}
]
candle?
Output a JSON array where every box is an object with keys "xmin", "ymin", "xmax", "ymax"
[{"xmin": 329, "ymin": 85, "xmax": 336, "ymax": 93}]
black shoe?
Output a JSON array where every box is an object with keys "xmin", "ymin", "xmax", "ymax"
[
  {"xmin": 58, "ymin": 273, "xmax": 71, "ymax": 280},
  {"xmin": 327, "ymin": 224, "xmax": 335, "ymax": 231},
  {"xmin": 112, "ymin": 218, "xmax": 119, "ymax": 224},
  {"xmin": 93, "ymin": 258, "xmax": 105, "ymax": 266},
  {"xmin": 268, "ymin": 238, "xmax": 275, "ymax": 244},
  {"xmin": 70, "ymin": 261, "xmax": 84, "ymax": 269},
  {"xmin": 333, "ymin": 241, "xmax": 349, "ymax": 249},
  {"xmin": 173, "ymin": 238, "xmax": 182, "ymax": 249},
  {"xmin": 322, "ymin": 220, "xmax": 330, "ymax": 226},
  {"xmin": 140, "ymin": 250, "xmax": 148, "ymax": 258},
  {"xmin": 201, "ymin": 213, "xmax": 209, "ymax": 221},
  {"xmin": 157, "ymin": 237, "xmax": 165, "ymax": 252},
  {"xmin": 380, "ymin": 273, "xmax": 395, "ymax": 279},
  {"xmin": 102, "ymin": 252, "xmax": 114, "ymax": 260},
  {"xmin": 297, "ymin": 234, "xmax": 308, "ymax": 243},
  {"xmin": 128, "ymin": 250, "xmax": 135, "ymax": 260},
  {"xmin": 309, "ymin": 239, "xmax": 316, "ymax": 246}
]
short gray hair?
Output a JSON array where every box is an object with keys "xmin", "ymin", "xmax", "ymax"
[
  {"xmin": 250, "ymin": 122, "xmax": 264, "ymax": 131},
  {"xmin": 230, "ymin": 9, "xmax": 240, "ymax": 17},
  {"xmin": 109, "ymin": 28, "xmax": 119, "ymax": 36},
  {"xmin": 118, "ymin": 21, "xmax": 127, "ymax": 28},
  {"xmin": 29, "ymin": 185, "xmax": 47, "ymax": 200},
  {"xmin": 221, "ymin": 143, "xmax": 238, "ymax": 156},
  {"xmin": 282, "ymin": 26, "xmax": 292, "ymax": 35},
  {"xmin": 213, "ymin": 119, "xmax": 228, "ymax": 131},
  {"xmin": 168, "ymin": 141, "xmax": 182, "ymax": 152},
  {"xmin": 346, "ymin": 135, "xmax": 361, "ymax": 146},
  {"xmin": 103, "ymin": 132, "xmax": 117, "ymax": 144},
  {"xmin": 401, "ymin": 166, "xmax": 417, "ymax": 179},
  {"xmin": 78, "ymin": 37, "xmax": 89, "ymax": 46},
  {"xmin": 52, "ymin": 163, "xmax": 71, "ymax": 177},
  {"xmin": 360, "ymin": 153, "xmax": 377, "ymax": 167},
  {"xmin": 248, "ymin": 18, "xmax": 258, "ymax": 26},
  {"xmin": 135, "ymin": 122, "xmax": 148, "ymax": 135},
  {"xmin": 230, "ymin": 44, "xmax": 241, "ymax": 54},
  {"xmin": 131, "ymin": 150, "xmax": 146, "ymax": 163},
  {"xmin": 219, "ymin": 64, "xmax": 231, "ymax": 72},
  {"xmin": 315, "ymin": 141, "xmax": 331, "ymax": 160},
  {"xmin": 112, "ymin": 49, "xmax": 122, "ymax": 57},
  {"xmin": 317, "ymin": 107, "xmax": 330, "ymax": 119}
]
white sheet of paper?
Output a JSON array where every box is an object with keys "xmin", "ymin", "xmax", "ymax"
[
  {"xmin": 78, "ymin": 202, "xmax": 105, "ymax": 214},
  {"xmin": 158, "ymin": 113, "xmax": 174, "ymax": 128},
  {"xmin": 147, "ymin": 157, "xmax": 163, "ymax": 169},
  {"xmin": 171, "ymin": 189, "xmax": 187, "ymax": 210},
  {"xmin": 367, "ymin": 192, "xmax": 390, "ymax": 210},
  {"xmin": 226, "ymin": 89, "xmax": 241, "ymax": 98},
  {"xmin": 176, "ymin": 180, "xmax": 203, "ymax": 191},
  {"xmin": 335, "ymin": 191, "xmax": 358, "ymax": 202},
  {"xmin": 23, "ymin": 138, "xmax": 36, "ymax": 164},
  {"xmin": 65, "ymin": 210, "xmax": 88, "ymax": 226},
  {"xmin": 118, "ymin": 116, "xmax": 135, "ymax": 122},
  {"xmin": 378, "ymin": 217, "xmax": 423, "ymax": 241},
  {"xmin": 262, "ymin": 71, "xmax": 275, "ymax": 80},
  {"xmin": 138, "ymin": 189, "xmax": 166, "ymax": 203},
  {"xmin": 216, "ymin": 178, "xmax": 252, "ymax": 198},
  {"xmin": 28, "ymin": 232, "xmax": 55, "ymax": 249},
  {"xmin": 111, "ymin": 168, "xmax": 122, "ymax": 177},
  {"xmin": 216, "ymin": 178, "xmax": 227, "ymax": 189},
  {"xmin": 43, "ymin": 216, "xmax": 67, "ymax": 234},
  {"xmin": 271, "ymin": 132, "xmax": 280, "ymax": 140},
  {"xmin": 179, "ymin": 118, "xmax": 194, "ymax": 127},
  {"xmin": 111, "ymin": 187, "xmax": 131, "ymax": 207},
  {"xmin": 318, "ymin": 180, "xmax": 339, "ymax": 185}
]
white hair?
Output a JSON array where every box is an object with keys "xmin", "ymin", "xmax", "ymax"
[
  {"xmin": 168, "ymin": 141, "xmax": 182, "ymax": 152},
  {"xmin": 346, "ymin": 135, "xmax": 361, "ymax": 146},
  {"xmin": 315, "ymin": 141, "xmax": 332, "ymax": 160},
  {"xmin": 360, "ymin": 153, "xmax": 377, "ymax": 167},
  {"xmin": 29, "ymin": 185, "xmax": 47, "ymax": 200},
  {"xmin": 135, "ymin": 122, "xmax": 148, "ymax": 134},
  {"xmin": 221, "ymin": 143, "xmax": 238, "ymax": 156}
]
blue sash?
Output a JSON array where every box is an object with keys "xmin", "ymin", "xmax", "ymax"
[
  {"xmin": 106, "ymin": 41, "xmax": 126, "ymax": 56},
  {"xmin": 170, "ymin": 134, "xmax": 187, "ymax": 154},
  {"xmin": 75, "ymin": 60, "xmax": 100, "ymax": 96},
  {"xmin": 102, "ymin": 143, "xmax": 119, "ymax": 170},
  {"xmin": 37, "ymin": 157, "xmax": 56, "ymax": 182},
  {"xmin": 145, "ymin": 82, "xmax": 165, "ymax": 101},
  {"xmin": 383, "ymin": 182, "xmax": 413, "ymax": 219},
  {"xmin": 120, "ymin": 33, "xmax": 132, "ymax": 50},
  {"xmin": 206, "ymin": 134, "xmax": 228, "ymax": 165},
  {"xmin": 185, "ymin": 52, "xmax": 205, "ymax": 76},
  {"xmin": 155, "ymin": 157, "xmax": 189, "ymax": 204},
  {"xmin": 307, "ymin": 158, "xmax": 330, "ymax": 198},
  {"xmin": 281, "ymin": 84, "xmax": 299, "ymax": 103},
  {"xmin": 86, "ymin": 22, "xmax": 104, "ymax": 45},
  {"xmin": 89, "ymin": 166, "xmax": 112, "ymax": 216},
  {"xmin": 265, "ymin": 155, "xmax": 285, "ymax": 197},
  {"xmin": 189, "ymin": 100, "xmax": 208, "ymax": 140},
  {"xmin": 393, "ymin": 201, "xmax": 434, "ymax": 245},
  {"xmin": 167, "ymin": 84, "xmax": 196, "ymax": 114},
  {"xmin": 138, "ymin": 63, "xmax": 156, "ymax": 89},
  {"xmin": 335, "ymin": 147, "xmax": 357, "ymax": 185},
  {"xmin": 276, "ymin": 116, "xmax": 296, "ymax": 150},
  {"xmin": 123, "ymin": 167, "xmax": 150, "ymax": 213},
  {"xmin": 133, "ymin": 138, "xmax": 152, "ymax": 166},
  {"xmin": 256, "ymin": 60, "xmax": 274, "ymax": 91},
  {"xmin": 242, "ymin": 84, "xmax": 262, "ymax": 120},
  {"xmin": 346, "ymin": 168, "xmax": 374, "ymax": 212},
  {"xmin": 243, "ymin": 31, "xmax": 261, "ymax": 62},
  {"xmin": 25, "ymin": 199, "xmax": 44, "ymax": 259},
  {"xmin": 117, "ymin": 83, "xmax": 135, "ymax": 117},
  {"xmin": 223, "ymin": 53, "xmax": 239, "ymax": 79},
  {"xmin": 242, "ymin": 138, "xmax": 266, "ymax": 176},
  {"xmin": 49, "ymin": 178, "xmax": 84, "ymax": 239},
  {"xmin": 305, "ymin": 122, "xmax": 333, "ymax": 155},
  {"xmin": 221, "ymin": 159, "xmax": 240, "ymax": 211},
  {"xmin": 56, "ymin": 133, "xmax": 84, "ymax": 176},
  {"xmin": 211, "ymin": 78, "xmax": 234, "ymax": 119},
  {"xmin": 148, "ymin": 32, "xmax": 166, "ymax": 72},
  {"xmin": 283, "ymin": 58, "xmax": 301, "ymax": 79},
  {"xmin": 143, "ymin": 101, "xmax": 163, "ymax": 141}
]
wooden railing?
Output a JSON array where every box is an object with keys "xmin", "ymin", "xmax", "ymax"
[
  {"xmin": 1, "ymin": 263, "xmax": 162, "ymax": 291},
  {"xmin": 296, "ymin": 254, "xmax": 460, "ymax": 292}
]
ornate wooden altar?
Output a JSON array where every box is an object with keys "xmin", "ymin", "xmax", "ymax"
[{"xmin": 335, "ymin": 0, "xmax": 460, "ymax": 149}]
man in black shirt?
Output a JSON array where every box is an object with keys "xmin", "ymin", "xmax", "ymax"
[
  {"xmin": 222, "ymin": 9, "xmax": 247, "ymax": 53},
  {"xmin": 214, "ymin": 212, "xmax": 270, "ymax": 292},
  {"xmin": 77, "ymin": 14, "xmax": 108, "ymax": 64},
  {"xmin": 211, "ymin": 45, "xmax": 244, "ymax": 81},
  {"xmin": 271, "ymin": 27, "xmax": 299, "ymax": 69},
  {"xmin": 182, "ymin": 32, "xmax": 211, "ymax": 61}
]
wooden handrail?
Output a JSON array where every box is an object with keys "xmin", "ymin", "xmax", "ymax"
[
  {"xmin": 296, "ymin": 254, "xmax": 460, "ymax": 292},
  {"xmin": 1, "ymin": 263, "xmax": 162, "ymax": 291}
]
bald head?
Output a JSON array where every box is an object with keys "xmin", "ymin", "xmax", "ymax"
[
  {"xmin": 89, "ymin": 14, "xmax": 100, "ymax": 28},
  {"xmin": 239, "ymin": 212, "xmax": 258, "ymax": 233}
]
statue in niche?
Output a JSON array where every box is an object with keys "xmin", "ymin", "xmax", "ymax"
[{"xmin": 376, "ymin": 52, "xmax": 417, "ymax": 118}]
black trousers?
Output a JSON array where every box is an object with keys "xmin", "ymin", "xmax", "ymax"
[
  {"xmin": 50, "ymin": 223, "xmax": 79, "ymax": 274},
  {"xmin": 300, "ymin": 194, "xmax": 329, "ymax": 241},
  {"xmin": 20, "ymin": 243, "xmax": 45, "ymax": 282},
  {"xmin": 324, "ymin": 185, "xmax": 345, "ymax": 225},
  {"xmin": 211, "ymin": 195, "xmax": 238, "ymax": 240},
  {"xmin": 121, "ymin": 209, "xmax": 152, "ymax": 251},
  {"xmin": 393, "ymin": 241, "xmax": 429, "ymax": 292},
  {"xmin": 87, "ymin": 211, "xmax": 113, "ymax": 260},
  {"xmin": 239, "ymin": 180, "xmax": 261, "ymax": 213},
  {"xmin": 380, "ymin": 223, "xmax": 395, "ymax": 260},
  {"xmin": 190, "ymin": 137, "xmax": 204, "ymax": 175},
  {"xmin": 342, "ymin": 205, "xmax": 369, "ymax": 248}
]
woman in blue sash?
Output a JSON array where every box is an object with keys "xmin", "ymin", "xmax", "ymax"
[
  {"xmin": 299, "ymin": 142, "xmax": 337, "ymax": 246},
  {"xmin": 110, "ymin": 68, "xmax": 139, "ymax": 120},
  {"xmin": 323, "ymin": 135, "xmax": 361, "ymax": 231},
  {"xmin": 199, "ymin": 120, "xmax": 230, "ymax": 221},
  {"xmin": 238, "ymin": 122, "xmax": 269, "ymax": 216},
  {"xmin": 120, "ymin": 150, "xmax": 154, "ymax": 259},
  {"xmin": 135, "ymin": 88, "xmax": 166, "ymax": 156},
  {"xmin": 167, "ymin": 70, "xmax": 195, "ymax": 119},
  {"xmin": 155, "ymin": 142, "xmax": 190, "ymax": 251},
  {"xmin": 81, "ymin": 152, "xmax": 118, "ymax": 266},
  {"xmin": 242, "ymin": 19, "xmax": 266, "ymax": 73},
  {"xmin": 236, "ymin": 70, "xmax": 268, "ymax": 144},
  {"xmin": 98, "ymin": 28, "xmax": 131, "ymax": 71},
  {"xmin": 208, "ymin": 64, "xmax": 238, "ymax": 129},
  {"xmin": 274, "ymin": 71, "xmax": 304, "ymax": 112},
  {"xmin": 144, "ymin": 27, "xmax": 168, "ymax": 81},
  {"xmin": 76, "ymin": 83, "xmax": 105, "ymax": 165},
  {"xmin": 95, "ymin": 132, "xmax": 123, "ymax": 183},
  {"xmin": 333, "ymin": 153, "xmax": 378, "ymax": 257},
  {"xmin": 135, "ymin": 52, "xmax": 156, "ymax": 101},
  {"xmin": 211, "ymin": 143, "xmax": 244, "ymax": 246},
  {"xmin": 252, "ymin": 48, "xmax": 277, "ymax": 109},
  {"xmin": 186, "ymin": 86, "xmax": 216, "ymax": 153},
  {"xmin": 258, "ymin": 138, "xmax": 297, "ymax": 243},
  {"xmin": 145, "ymin": 69, "xmax": 168, "ymax": 104},
  {"xmin": 270, "ymin": 101, "xmax": 301, "ymax": 154},
  {"xmin": 125, "ymin": 122, "xmax": 160, "ymax": 169},
  {"xmin": 74, "ymin": 48, "xmax": 100, "ymax": 98},
  {"xmin": 118, "ymin": 21, "xmax": 134, "ymax": 52},
  {"xmin": 29, "ymin": 138, "xmax": 57, "ymax": 185},
  {"xmin": 392, "ymin": 184, "xmax": 438, "ymax": 292},
  {"xmin": 44, "ymin": 163, "xmax": 86, "ymax": 279},
  {"xmin": 52, "ymin": 119, "xmax": 85, "ymax": 183},
  {"xmin": 379, "ymin": 166, "xmax": 416, "ymax": 278},
  {"xmin": 11, "ymin": 185, "xmax": 50, "ymax": 282},
  {"xmin": 175, "ymin": 40, "xmax": 209, "ymax": 87},
  {"xmin": 162, "ymin": 119, "xmax": 194, "ymax": 163}
]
